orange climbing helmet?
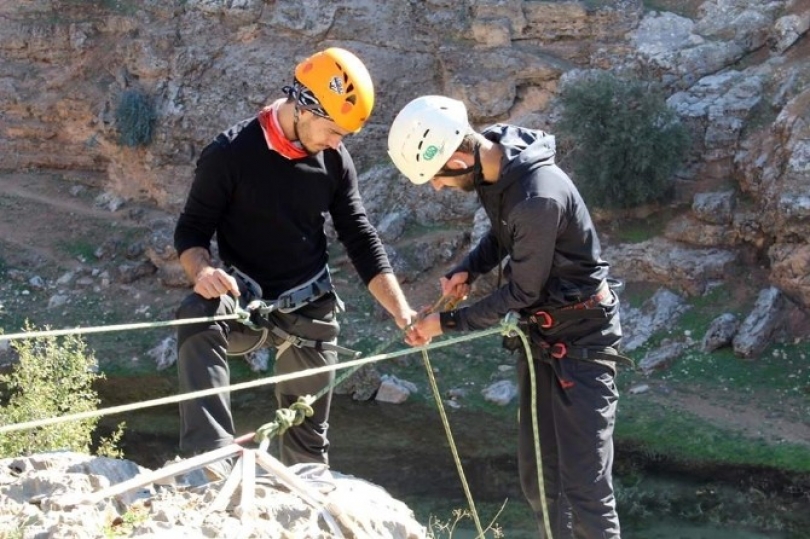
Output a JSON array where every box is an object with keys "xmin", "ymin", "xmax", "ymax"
[{"xmin": 294, "ymin": 47, "xmax": 375, "ymax": 133}]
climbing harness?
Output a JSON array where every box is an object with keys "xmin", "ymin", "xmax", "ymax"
[
  {"xmin": 229, "ymin": 265, "xmax": 358, "ymax": 358},
  {"xmin": 241, "ymin": 298, "xmax": 359, "ymax": 358},
  {"xmin": 526, "ymin": 280, "xmax": 613, "ymax": 332},
  {"xmin": 502, "ymin": 280, "xmax": 635, "ymax": 391}
]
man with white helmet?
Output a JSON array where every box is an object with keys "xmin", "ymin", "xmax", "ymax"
[
  {"xmin": 389, "ymin": 95, "xmax": 625, "ymax": 538},
  {"xmin": 174, "ymin": 48, "xmax": 417, "ymax": 477}
]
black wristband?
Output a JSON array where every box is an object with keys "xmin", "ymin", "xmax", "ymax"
[{"xmin": 439, "ymin": 310, "xmax": 459, "ymax": 331}]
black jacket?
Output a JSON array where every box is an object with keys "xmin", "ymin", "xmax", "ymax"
[
  {"xmin": 174, "ymin": 117, "xmax": 391, "ymax": 299},
  {"xmin": 445, "ymin": 125, "xmax": 610, "ymax": 331}
]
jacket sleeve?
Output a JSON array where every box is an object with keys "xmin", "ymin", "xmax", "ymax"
[
  {"xmin": 328, "ymin": 147, "xmax": 392, "ymax": 284},
  {"xmin": 444, "ymin": 197, "xmax": 561, "ymax": 331},
  {"xmin": 447, "ymin": 228, "xmax": 502, "ymax": 284},
  {"xmin": 174, "ymin": 142, "xmax": 234, "ymax": 257}
]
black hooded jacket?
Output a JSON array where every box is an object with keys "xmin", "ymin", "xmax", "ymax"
[{"xmin": 444, "ymin": 125, "xmax": 610, "ymax": 331}]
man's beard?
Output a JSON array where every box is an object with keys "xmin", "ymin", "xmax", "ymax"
[{"xmin": 456, "ymin": 173, "xmax": 476, "ymax": 192}]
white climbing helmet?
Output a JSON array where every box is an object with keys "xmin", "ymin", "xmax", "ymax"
[{"xmin": 387, "ymin": 95, "xmax": 470, "ymax": 185}]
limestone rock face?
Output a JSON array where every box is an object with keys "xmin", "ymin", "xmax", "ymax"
[{"xmin": 1, "ymin": 0, "xmax": 810, "ymax": 312}]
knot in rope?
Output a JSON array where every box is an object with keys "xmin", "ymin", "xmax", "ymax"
[
  {"xmin": 500, "ymin": 310, "xmax": 522, "ymax": 336},
  {"xmin": 254, "ymin": 395, "xmax": 315, "ymax": 443}
]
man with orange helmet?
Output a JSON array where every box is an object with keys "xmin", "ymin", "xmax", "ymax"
[{"xmin": 173, "ymin": 48, "xmax": 416, "ymax": 477}]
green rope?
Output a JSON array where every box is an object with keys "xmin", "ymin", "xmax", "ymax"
[
  {"xmin": 252, "ymin": 331, "xmax": 403, "ymax": 444},
  {"xmin": 511, "ymin": 323, "xmax": 553, "ymax": 539},
  {"xmin": 0, "ymin": 313, "xmax": 244, "ymax": 341},
  {"xmin": 421, "ymin": 347, "xmax": 485, "ymax": 538},
  {"xmin": 255, "ymin": 396, "xmax": 315, "ymax": 441}
]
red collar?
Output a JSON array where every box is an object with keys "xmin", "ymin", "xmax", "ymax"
[{"xmin": 257, "ymin": 101, "xmax": 308, "ymax": 160}]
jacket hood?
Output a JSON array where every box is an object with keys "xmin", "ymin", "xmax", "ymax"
[{"xmin": 482, "ymin": 124, "xmax": 556, "ymax": 192}]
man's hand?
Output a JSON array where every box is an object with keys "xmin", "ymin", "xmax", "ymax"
[
  {"xmin": 393, "ymin": 308, "xmax": 421, "ymax": 331},
  {"xmin": 193, "ymin": 267, "xmax": 240, "ymax": 299},
  {"xmin": 405, "ymin": 313, "xmax": 442, "ymax": 347},
  {"xmin": 440, "ymin": 272, "xmax": 470, "ymax": 304}
]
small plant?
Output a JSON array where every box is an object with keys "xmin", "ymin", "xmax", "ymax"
[
  {"xmin": 0, "ymin": 326, "xmax": 124, "ymax": 458},
  {"xmin": 114, "ymin": 89, "xmax": 156, "ymax": 147},
  {"xmin": 556, "ymin": 71, "xmax": 690, "ymax": 209},
  {"xmin": 103, "ymin": 500, "xmax": 150, "ymax": 538}
]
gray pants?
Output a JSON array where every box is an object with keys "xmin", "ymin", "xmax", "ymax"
[
  {"xmin": 175, "ymin": 291, "xmax": 340, "ymax": 465},
  {"xmin": 517, "ymin": 355, "xmax": 620, "ymax": 539},
  {"xmin": 517, "ymin": 292, "xmax": 623, "ymax": 538}
]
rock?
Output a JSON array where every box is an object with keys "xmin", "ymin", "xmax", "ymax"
[
  {"xmin": 733, "ymin": 287, "xmax": 786, "ymax": 359},
  {"xmin": 335, "ymin": 364, "xmax": 382, "ymax": 401},
  {"xmin": 605, "ymin": 238, "xmax": 738, "ymax": 296},
  {"xmin": 481, "ymin": 379, "xmax": 517, "ymax": 406},
  {"xmin": 628, "ymin": 383, "xmax": 650, "ymax": 395},
  {"xmin": 620, "ymin": 288, "xmax": 690, "ymax": 352},
  {"xmin": 375, "ymin": 374, "xmax": 418, "ymax": 404},
  {"xmin": 702, "ymin": 313, "xmax": 740, "ymax": 352},
  {"xmin": 0, "ymin": 452, "xmax": 425, "ymax": 538},
  {"xmin": 639, "ymin": 340, "xmax": 689, "ymax": 375}
]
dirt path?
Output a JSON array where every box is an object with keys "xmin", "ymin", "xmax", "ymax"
[
  {"xmin": 644, "ymin": 384, "xmax": 810, "ymax": 448},
  {"xmin": 0, "ymin": 170, "xmax": 167, "ymax": 266}
]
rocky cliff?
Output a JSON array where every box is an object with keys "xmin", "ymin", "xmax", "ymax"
[{"xmin": 2, "ymin": 0, "xmax": 808, "ymax": 315}]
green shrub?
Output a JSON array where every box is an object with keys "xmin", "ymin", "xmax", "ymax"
[
  {"xmin": 114, "ymin": 89, "xmax": 156, "ymax": 147},
  {"xmin": 0, "ymin": 327, "xmax": 124, "ymax": 457},
  {"xmin": 556, "ymin": 71, "xmax": 690, "ymax": 209}
]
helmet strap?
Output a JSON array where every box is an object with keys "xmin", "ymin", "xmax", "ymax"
[
  {"xmin": 437, "ymin": 143, "xmax": 483, "ymax": 184},
  {"xmin": 293, "ymin": 106, "xmax": 302, "ymax": 141}
]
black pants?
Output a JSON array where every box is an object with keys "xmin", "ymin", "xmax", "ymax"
[
  {"xmin": 175, "ymin": 291, "xmax": 340, "ymax": 466},
  {"xmin": 517, "ymin": 293, "xmax": 623, "ymax": 538}
]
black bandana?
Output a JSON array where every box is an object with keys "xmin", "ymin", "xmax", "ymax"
[{"xmin": 282, "ymin": 79, "xmax": 330, "ymax": 119}]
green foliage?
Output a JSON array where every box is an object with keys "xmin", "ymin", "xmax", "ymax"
[
  {"xmin": 114, "ymin": 89, "xmax": 156, "ymax": 148},
  {"xmin": 103, "ymin": 501, "xmax": 150, "ymax": 538},
  {"xmin": 96, "ymin": 422, "xmax": 126, "ymax": 459},
  {"xmin": 57, "ymin": 239, "xmax": 97, "ymax": 261},
  {"xmin": 0, "ymin": 328, "xmax": 124, "ymax": 458},
  {"xmin": 556, "ymin": 71, "xmax": 690, "ymax": 209}
]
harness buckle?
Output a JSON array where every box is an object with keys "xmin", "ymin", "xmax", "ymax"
[
  {"xmin": 549, "ymin": 342, "xmax": 567, "ymax": 359},
  {"xmin": 276, "ymin": 295, "xmax": 295, "ymax": 312},
  {"xmin": 283, "ymin": 334, "xmax": 305, "ymax": 348},
  {"xmin": 532, "ymin": 311, "xmax": 554, "ymax": 329}
]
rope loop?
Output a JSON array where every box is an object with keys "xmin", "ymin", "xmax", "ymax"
[{"xmin": 254, "ymin": 395, "xmax": 315, "ymax": 443}]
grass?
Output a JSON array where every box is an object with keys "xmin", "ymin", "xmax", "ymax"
[
  {"xmin": 616, "ymin": 397, "xmax": 810, "ymax": 471},
  {"xmin": 616, "ymin": 280, "xmax": 810, "ymax": 471},
  {"xmin": 56, "ymin": 239, "xmax": 98, "ymax": 261},
  {"xmin": 600, "ymin": 205, "xmax": 681, "ymax": 244},
  {"xmin": 409, "ymin": 497, "xmax": 534, "ymax": 539}
]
